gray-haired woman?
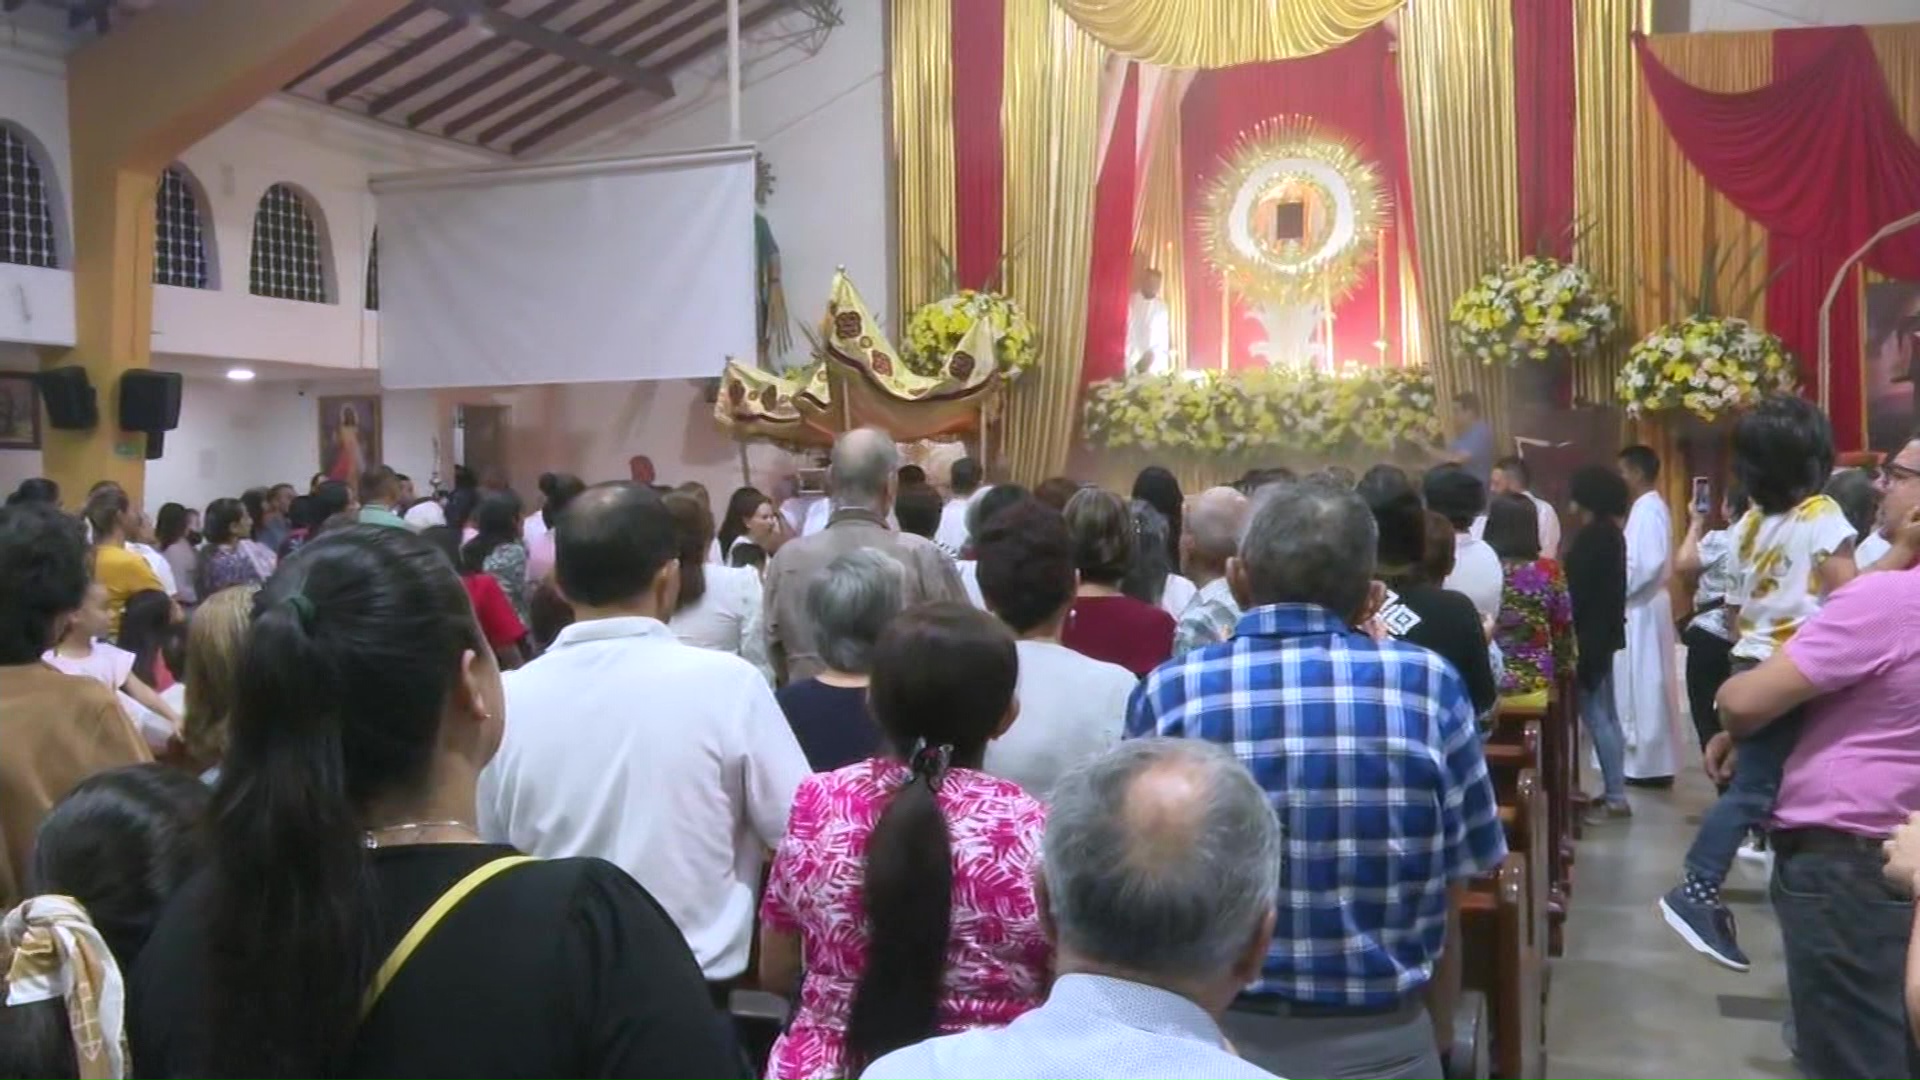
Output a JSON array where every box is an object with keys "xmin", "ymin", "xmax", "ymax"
[{"xmin": 774, "ymin": 548, "xmax": 905, "ymax": 771}]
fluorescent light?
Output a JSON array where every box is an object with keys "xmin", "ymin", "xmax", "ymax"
[{"xmin": 226, "ymin": 367, "xmax": 256, "ymax": 382}]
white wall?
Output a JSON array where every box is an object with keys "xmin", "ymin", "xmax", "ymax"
[
  {"xmin": 1690, "ymin": 0, "xmax": 1920, "ymax": 30},
  {"xmin": 574, "ymin": 2, "xmax": 892, "ymax": 371},
  {"xmin": 0, "ymin": 30, "xmax": 491, "ymax": 371}
]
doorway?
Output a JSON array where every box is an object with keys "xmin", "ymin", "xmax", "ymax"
[{"xmin": 456, "ymin": 404, "xmax": 510, "ymax": 488}]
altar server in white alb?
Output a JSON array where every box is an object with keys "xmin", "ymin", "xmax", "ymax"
[
  {"xmin": 1126, "ymin": 267, "xmax": 1172, "ymax": 375},
  {"xmin": 1613, "ymin": 444, "xmax": 1681, "ymax": 783}
]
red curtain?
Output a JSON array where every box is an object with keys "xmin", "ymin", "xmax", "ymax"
[
  {"xmin": 1512, "ymin": 0, "xmax": 1576, "ymax": 258},
  {"xmin": 1636, "ymin": 26, "xmax": 1920, "ymax": 449},
  {"xmin": 949, "ymin": 0, "xmax": 1005, "ymax": 290},
  {"xmin": 1079, "ymin": 65, "xmax": 1140, "ymax": 386},
  {"xmin": 1179, "ymin": 28, "xmax": 1412, "ymax": 371}
]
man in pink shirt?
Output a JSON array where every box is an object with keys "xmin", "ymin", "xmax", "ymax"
[{"xmin": 1717, "ymin": 522, "xmax": 1920, "ymax": 1079}]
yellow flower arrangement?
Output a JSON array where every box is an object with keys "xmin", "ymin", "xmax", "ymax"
[
  {"xmin": 902, "ymin": 290, "xmax": 1037, "ymax": 382},
  {"xmin": 1449, "ymin": 255, "xmax": 1617, "ymax": 365},
  {"xmin": 1083, "ymin": 366, "xmax": 1443, "ymax": 455},
  {"xmin": 1615, "ymin": 314, "xmax": 1797, "ymax": 422}
]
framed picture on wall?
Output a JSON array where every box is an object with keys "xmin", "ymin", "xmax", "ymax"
[
  {"xmin": 317, "ymin": 395, "xmax": 382, "ymax": 492},
  {"xmin": 0, "ymin": 373, "xmax": 42, "ymax": 451}
]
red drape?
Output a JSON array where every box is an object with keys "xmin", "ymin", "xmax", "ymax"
[
  {"xmin": 1635, "ymin": 26, "xmax": 1920, "ymax": 449},
  {"xmin": 1179, "ymin": 28, "xmax": 1413, "ymax": 371},
  {"xmin": 1512, "ymin": 0, "xmax": 1576, "ymax": 257},
  {"xmin": 949, "ymin": 0, "xmax": 1005, "ymax": 290},
  {"xmin": 1079, "ymin": 64, "xmax": 1141, "ymax": 386}
]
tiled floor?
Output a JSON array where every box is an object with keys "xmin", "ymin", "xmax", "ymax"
[{"xmin": 1545, "ymin": 759, "xmax": 1798, "ymax": 1079}]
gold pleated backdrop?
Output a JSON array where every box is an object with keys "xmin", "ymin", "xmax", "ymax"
[
  {"xmin": 1571, "ymin": 0, "xmax": 1643, "ymax": 405},
  {"xmin": 1629, "ymin": 31, "xmax": 1773, "ymax": 528},
  {"xmin": 889, "ymin": 0, "xmax": 956, "ymax": 316},
  {"xmin": 1398, "ymin": 0, "xmax": 1519, "ymax": 441},
  {"xmin": 1132, "ymin": 87, "xmax": 1188, "ymax": 372},
  {"xmin": 1869, "ymin": 25, "xmax": 1920, "ymax": 140},
  {"xmin": 1000, "ymin": 1, "xmax": 1106, "ymax": 484},
  {"xmin": 1050, "ymin": 0, "xmax": 1404, "ymax": 68}
]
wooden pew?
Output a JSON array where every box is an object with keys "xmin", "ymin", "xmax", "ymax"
[
  {"xmin": 1491, "ymin": 701, "xmax": 1572, "ymax": 957},
  {"xmin": 1461, "ymin": 857, "xmax": 1543, "ymax": 1080}
]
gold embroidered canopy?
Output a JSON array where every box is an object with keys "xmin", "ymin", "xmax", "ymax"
[{"xmin": 1049, "ymin": 0, "xmax": 1405, "ymax": 68}]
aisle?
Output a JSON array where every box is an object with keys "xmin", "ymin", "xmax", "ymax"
[{"xmin": 1545, "ymin": 767, "xmax": 1797, "ymax": 1079}]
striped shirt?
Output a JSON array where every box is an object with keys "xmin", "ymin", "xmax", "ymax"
[{"xmin": 1126, "ymin": 603, "xmax": 1507, "ymax": 1006}]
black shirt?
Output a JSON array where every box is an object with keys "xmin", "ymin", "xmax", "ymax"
[
  {"xmin": 1563, "ymin": 520, "xmax": 1628, "ymax": 692},
  {"xmin": 130, "ymin": 845, "xmax": 744, "ymax": 1078},
  {"xmin": 775, "ymin": 678, "xmax": 882, "ymax": 771},
  {"xmin": 1382, "ymin": 583, "xmax": 1500, "ymax": 716}
]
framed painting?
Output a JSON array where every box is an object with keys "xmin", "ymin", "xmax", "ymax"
[
  {"xmin": 0, "ymin": 373, "xmax": 42, "ymax": 451},
  {"xmin": 317, "ymin": 395, "xmax": 382, "ymax": 491}
]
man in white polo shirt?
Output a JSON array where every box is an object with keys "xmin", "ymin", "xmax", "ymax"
[{"xmin": 477, "ymin": 482, "xmax": 809, "ymax": 985}]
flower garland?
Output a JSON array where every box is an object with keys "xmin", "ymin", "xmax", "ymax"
[
  {"xmin": 902, "ymin": 290, "xmax": 1038, "ymax": 382},
  {"xmin": 1083, "ymin": 365, "xmax": 1443, "ymax": 456},
  {"xmin": 1449, "ymin": 255, "xmax": 1618, "ymax": 365},
  {"xmin": 1615, "ymin": 315, "xmax": 1797, "ymax": 422}
]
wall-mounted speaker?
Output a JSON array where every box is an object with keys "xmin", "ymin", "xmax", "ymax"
[
  {"xmin": 37, "ymin": 367, "xmax": 98, "ymax": 430},
  {"xmin": 119, "ymin": 370, "xmax": 183, "ymax": 432}
]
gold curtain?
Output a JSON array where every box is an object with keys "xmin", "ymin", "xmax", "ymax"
[
  {"xmin": 1869, "ymin": 24, "xmax": 1920, "ymax": 141},
  {"xmin": 1571, "ymin": 0, "xmax": 1643, "ymax": 405},
  {"xmin": 1049, "ymin": 0, "xmax": 1404, "ymax": 68},
  {"xmin": 1000, "ymin": 1, "xmax": 1106, "ymax": 484},
  {"xmin": 1132, "ymin": 78, "xmax": 1187, "ymax": 371},
  {"xmin": 1399, "ymin": 0, "xmax": 1519, "ymax": 440},
  {"xmin": 1629, "ymin": 31, "xmax": 1772, "ymax": 533},
  {"xmin": 889, "ymin": 0, "xmax": 956, "ymax": 316}
]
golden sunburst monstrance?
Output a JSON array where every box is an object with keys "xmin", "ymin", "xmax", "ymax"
[{"xmin": 1198, "ymin": 117, "xmax": 1390, "ymax": 309}]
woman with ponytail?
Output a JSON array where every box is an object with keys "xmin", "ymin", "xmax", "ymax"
[
  {"xmin": 127, "ymin": 526, "xmax": 742, "ymax": 1077},
  {"xmin": 758, "ymin": 603, "xmax": 1048, "ymax": 1079}
]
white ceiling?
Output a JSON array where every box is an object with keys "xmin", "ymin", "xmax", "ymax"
[{"xmin": 1689, "ymin": 0, "xmax": 1920, "ymax": 32}]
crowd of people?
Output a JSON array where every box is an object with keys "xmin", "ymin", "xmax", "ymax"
[{"xmin": 2, "ymin": 388, "xmax": 1920, "ymax": 1078}]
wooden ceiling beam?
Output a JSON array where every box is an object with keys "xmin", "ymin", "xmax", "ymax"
[
  {"xmin": 285, "ymin": 1, "xmax": 427, "ymax": 88},
  {"xmin": 401, "ymin": 0, "xmax": 578, "ymax": 127},
  {"xmin": 507, "ymin": 0, "xmax": 786, "ymax": 155},
  {"xmin": 445, "ymin": 0, "xmax": 703, "ymax": 139},
  {"xmin": 325, "ymin": 0, "xmax": 501, "ymax": 105},
  {"xmin": 425, "ymin": 0, "xmax": 673, "ymax": 99}
]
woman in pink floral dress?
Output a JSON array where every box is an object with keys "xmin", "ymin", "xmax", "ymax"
[
  {"xmin": 758, "ymin": 603, "xmax": 1049, "ymax": 1080},
  {"xmin": 1485, "ymin": 493, "xmax": 1576, "ymax": 698}
]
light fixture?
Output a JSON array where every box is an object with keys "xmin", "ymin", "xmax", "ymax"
[{"xmin": 226, "ymin": 367, "xmax": 256, "ymax": 382}]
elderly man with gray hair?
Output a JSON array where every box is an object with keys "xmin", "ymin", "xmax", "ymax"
[
  {"xmin": 863, "ymin": 739, "xmax": 1283, "ymax": 1079},
  {"xmin": 1171, "ymin": 485, "xmax": 1250, "ymax": 656},
  {"xmin": 774, "ymin": 548, "xmax": 904, "ymax": 771},
  {"xmin": 766, "ymin": 428, "xmax": 966, "ymax": 683},
  {"xmin": 1126, "ymin": 478, "xmax": 1507, "ymax": 1079}
]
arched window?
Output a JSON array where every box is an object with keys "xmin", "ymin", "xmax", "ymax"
[
  {"xmin": 153, "ymin": 166, "xmax": 211, "ymax": 288},
  {"xmin": 0, "ymin": 125, "xmax": 59, "ymax": 269},
  {"xmin": 249, "ymin": 183, "xmax": 330, "ymax": 303},
  {"xmin": 365, "ymin": 230, "xmax": 379, "ymax": 311}
]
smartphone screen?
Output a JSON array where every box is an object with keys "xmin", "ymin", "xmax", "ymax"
[{"xmin": 1691, "ymin": 476, "xmax": 1712, "ymax": 515}]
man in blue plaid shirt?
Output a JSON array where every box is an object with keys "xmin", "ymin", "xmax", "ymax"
[{"xmin": 1127, "ymin": 479, "xmax": 1508, "ymax": 1080}]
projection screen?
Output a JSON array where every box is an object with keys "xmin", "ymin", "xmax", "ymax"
[{"xmin": 371, "ymin": 145, "xmax": 757, "ymax": 390}]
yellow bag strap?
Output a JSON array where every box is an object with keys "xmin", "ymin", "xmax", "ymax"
[{"xmin": 361, "ymin": 855, "xmax": 535, "ymax": 1019}]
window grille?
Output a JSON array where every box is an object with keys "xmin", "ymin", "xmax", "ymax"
[
  {"xmin": 0, "ymin": 127, "xmax": 58, "ymax": 268},
  {"xmin": 153, "ymin": 166, "xmax": 210, "ymax": 288},
  {"xmin": 249, "ymin": 183, "xmax": 329, "ymax": 303}
]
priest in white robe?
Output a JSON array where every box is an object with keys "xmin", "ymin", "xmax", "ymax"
[
  {"xmin": 1126, "ymin": 267, "xmax": 1171, "ymax": 375},
  {"xmin": 1613, "ymin": 446, "xmax": 1681, "ymax": 782}
]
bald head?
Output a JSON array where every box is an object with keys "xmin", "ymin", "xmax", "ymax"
[
  {"xmin": 829, "ymin": 427, "xmax": 899, "ymax": 512},
  {"xmin": 554, "ymin": 481, "xmax": 677, "ymax": 609},
  {"xmin": 1045, "ymin": 739, "xmax": 1280, "ymax": 984},
  {"xmin": 1183, "ymin": 486, "xmax": 1249, "ymax": 573}
]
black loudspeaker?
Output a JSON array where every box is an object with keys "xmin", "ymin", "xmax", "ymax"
[
  {"xmin": 144, "ymin": 429, "xmax": 165, "ymax": 461},
  {"xmin": 37, "ymin": 366, "xmax": 98, "ymax": 430},
  {"xmin": 119, "ymin": 370, "xmax": 183, "ymax": 432}
]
